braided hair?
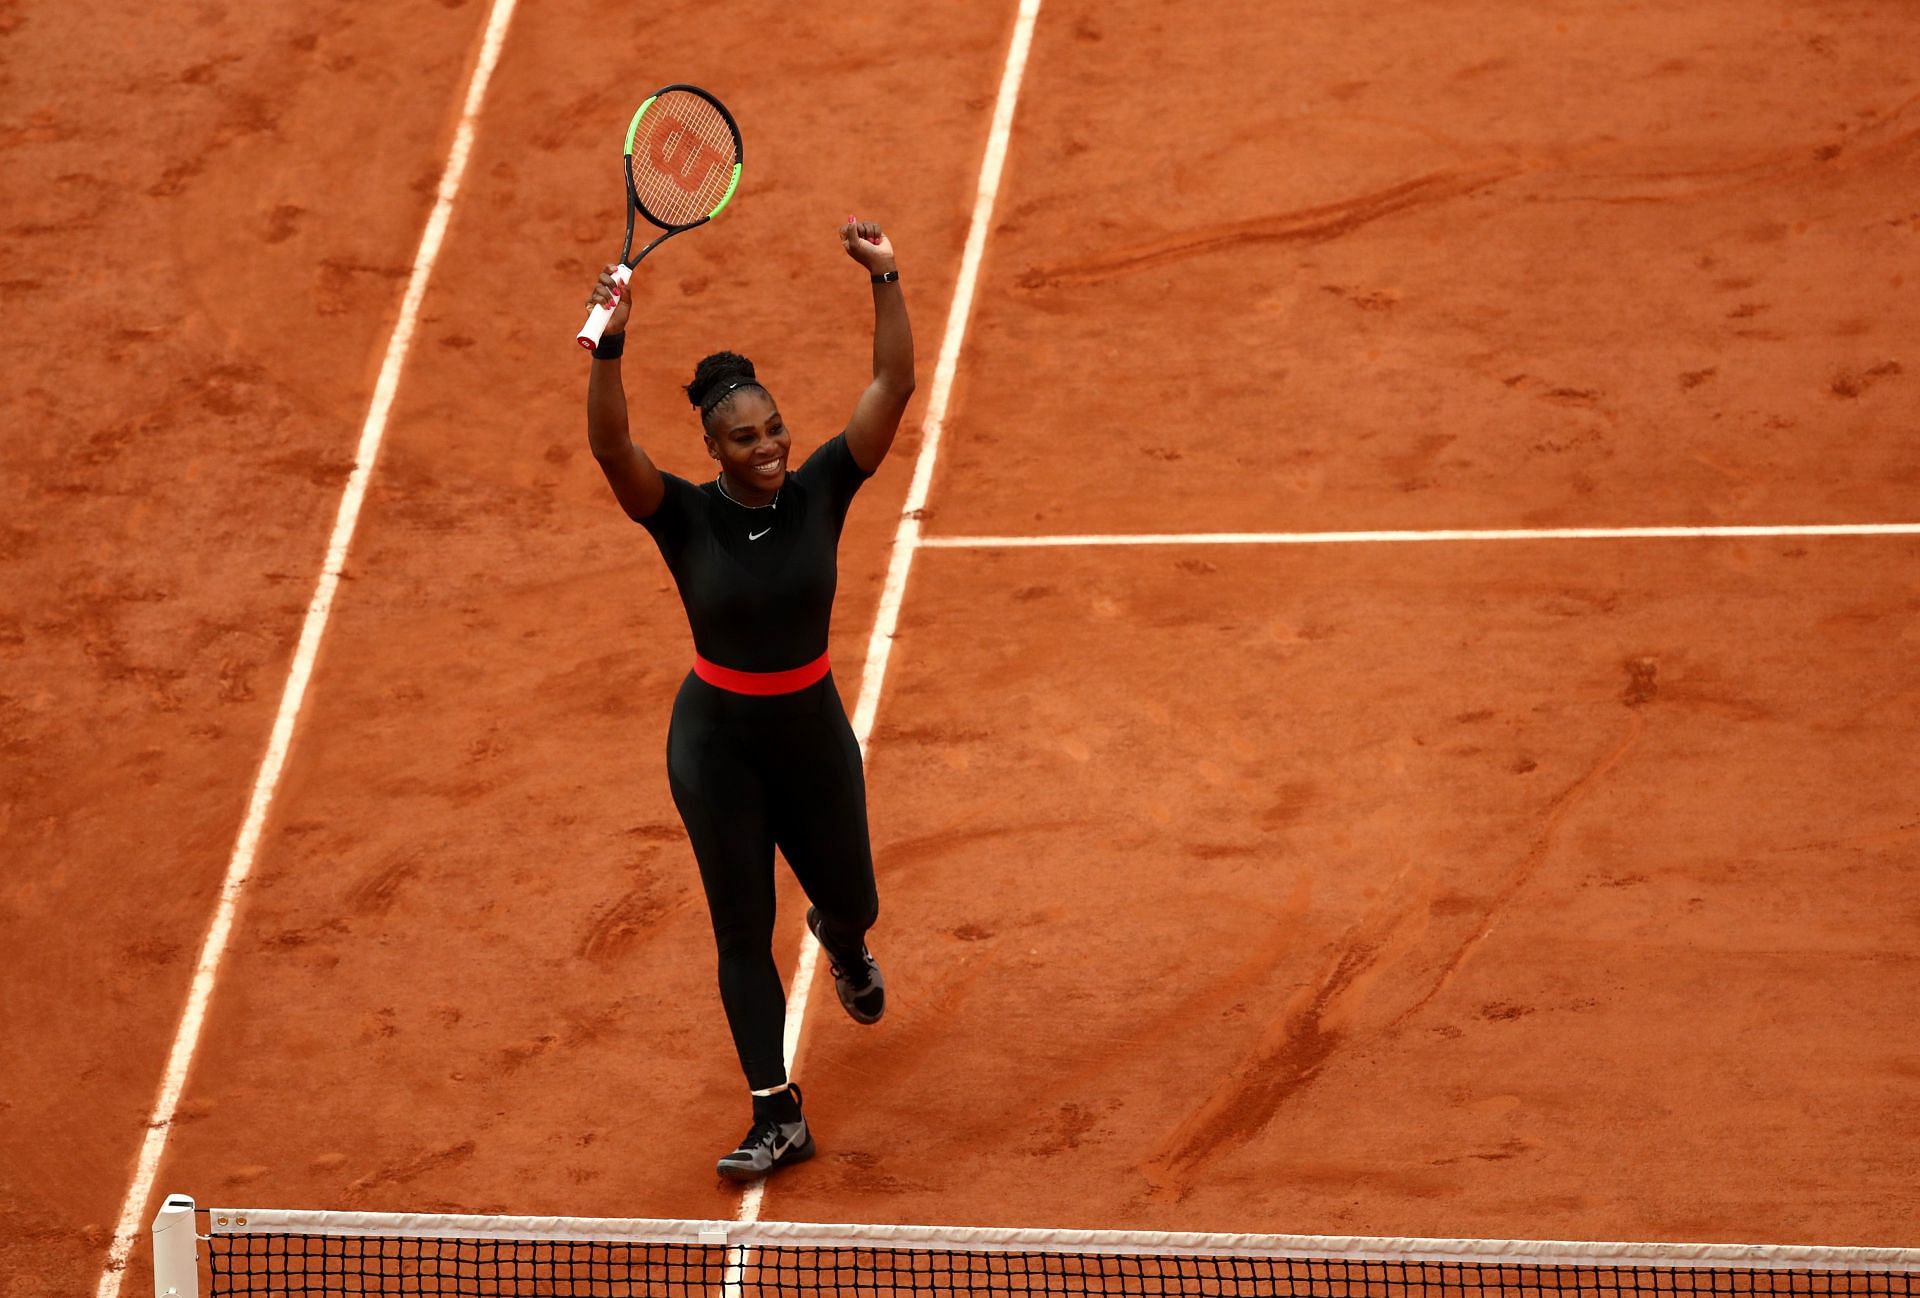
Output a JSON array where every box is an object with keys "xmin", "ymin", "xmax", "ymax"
[{"xmin": 685, "ymin": 351, "xmax": 769, "ymax": 427}]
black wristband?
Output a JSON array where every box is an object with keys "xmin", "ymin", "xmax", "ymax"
[
  {"xmin": 870, "ymin": 270, "xmax": 899, "ymax": 284},
  {"xmin": 593, "ymin": 331, "xmax": 626, "ymax": 360}
]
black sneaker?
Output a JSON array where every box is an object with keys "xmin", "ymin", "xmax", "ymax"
[
  {"xmin": 806, "ymin": 905, "xmax": 885, "ymax": 1025},
  {"xmin": 716, "ymin": 1086, "xmax": 814, "ymax": 1182}
]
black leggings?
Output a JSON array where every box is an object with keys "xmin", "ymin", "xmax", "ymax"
[{"xmin": 665, "ymin": 671, "xmax": 879, "ymax": 1091}]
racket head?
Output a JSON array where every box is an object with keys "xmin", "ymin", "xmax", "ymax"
[{"xmin": 623, "ymin": 85, "xmax": 744, "ymax": 234}]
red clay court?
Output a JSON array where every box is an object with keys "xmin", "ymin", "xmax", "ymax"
[{"xmin": 1, "ymin": 2, "xmax": 1915, "ymax": 1297}]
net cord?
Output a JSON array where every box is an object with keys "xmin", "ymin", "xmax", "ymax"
[{"xmin": 200, "ymin": 1209, "xmax": 1920, "ymax": 1273}]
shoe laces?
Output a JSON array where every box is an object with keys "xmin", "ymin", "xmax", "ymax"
[
  {"xmin": 737, "ymin": 1115, "xmax": 783, "ymax": 1153},
  {"xmin": 826, "ymin": 945, "xmax": 874, "ymax": 990}
]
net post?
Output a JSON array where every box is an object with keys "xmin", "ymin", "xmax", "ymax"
[{"xmin": 150, "ymin": 1194, "xmax": 198, "ymax": 1298}]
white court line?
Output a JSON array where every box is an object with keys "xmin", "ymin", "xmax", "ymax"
[
  {"xmin": 729, "ymin": 0, "xmax": 1045, "ymax": 1236},
  {"xmin": 92, "ymin": 4, "xmax": 519, "ymax": 1294},
  {"xmin": 920, "ymin": 522, "xmax": 1920, "ymax": 548}
]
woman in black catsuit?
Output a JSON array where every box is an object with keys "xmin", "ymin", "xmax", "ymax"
[{"xmin": 582, "ymin": 219, "xmax": 913, "ymax": 1181}]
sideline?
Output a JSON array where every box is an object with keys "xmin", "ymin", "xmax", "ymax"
[
  {"xmin": 729, "ymin": 0, "xmax": 1047, "ymax": 1238},
  {"xmin": 93, "ymin": 3, "xmax": 521, "ymax": 1294}
]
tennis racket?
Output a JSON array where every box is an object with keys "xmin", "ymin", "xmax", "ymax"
[{"xmin": 576, "ymin": 84, "xmax": 744, "ymax": 350}]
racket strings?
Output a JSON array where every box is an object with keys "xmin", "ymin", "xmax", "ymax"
[{"xmin": 629, "ymin": 93, "xmax": 739, "ymax": 227}]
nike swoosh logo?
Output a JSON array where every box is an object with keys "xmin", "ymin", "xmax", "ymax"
[{"xmin": 749, "ymin": 527, "xmax": 772, "ymax": 541}]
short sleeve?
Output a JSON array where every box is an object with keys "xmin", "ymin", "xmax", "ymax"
[
  {"xmin": 638, "ymin": 472, "xmax": 703, "ymax": 562},
  {"xmin": 793, "ymin": 433, "xmax": 873, "ymax": 523}
]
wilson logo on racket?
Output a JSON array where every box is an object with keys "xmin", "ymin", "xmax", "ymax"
[
  {"xmin": 575, "ymin": 84, "xmax": 746, "ymax": 352},
  {"xmin": 651, "ymin": 120, "xmax": 731, "ymax": 193}
]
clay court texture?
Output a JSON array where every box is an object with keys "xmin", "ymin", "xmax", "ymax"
[{"xmin": 3, "ymin": 1, "xmax": 1917, "ymax": 1295}]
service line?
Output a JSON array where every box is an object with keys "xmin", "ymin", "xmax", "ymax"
[
  {"xmin": 93, "ymin": 3, "xmax": 520, "ymax": 1295},
  {"xmin": 730, "ymin": 0, "xmax": 1045, "ymax": 1235},
  {"xmin": 919, "ymin": 522, "xmax": 1920, "ymax": 548}
]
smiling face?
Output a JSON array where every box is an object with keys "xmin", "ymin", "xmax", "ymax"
[{"xmin": 703, "ymin": 388, "xmax": 789, "ymax": 504}]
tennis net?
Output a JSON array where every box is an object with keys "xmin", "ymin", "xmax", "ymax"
[{"xmin": 151, "ymin": 1195, "xmax": 1918, "ymax": 1298}]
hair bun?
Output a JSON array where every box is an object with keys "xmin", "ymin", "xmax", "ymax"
[{"xmin": 685, "ymin": 351, "xmax": 758, "ymax": 410}]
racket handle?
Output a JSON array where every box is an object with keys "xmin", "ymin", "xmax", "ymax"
[{"xmin": 576, "ymin": 264, "xmax": 633, "ymax": 350}]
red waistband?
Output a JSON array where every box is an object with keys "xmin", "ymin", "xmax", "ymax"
[{"xmin": 693, "ymin": 650, "xmax": 831, "ymax": 696}]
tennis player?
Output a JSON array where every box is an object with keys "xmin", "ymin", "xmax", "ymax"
[{"xmin": 582, "ymin": 219, "xmax": 913, "ymax": 1180}]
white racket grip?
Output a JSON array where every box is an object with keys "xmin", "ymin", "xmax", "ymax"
[{"xmin": 576, "ymin": 263, "xmax": 633, "ymax": 350}]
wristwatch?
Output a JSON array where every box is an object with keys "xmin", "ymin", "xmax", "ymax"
[{"xmin": 871, "ymin": 270, "xmax": 900, "ymax": 284}]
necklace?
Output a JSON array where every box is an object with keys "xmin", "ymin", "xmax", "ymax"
[{"xmin": 715, "ymin": 473, "xmax": 779, "ymax": 510}]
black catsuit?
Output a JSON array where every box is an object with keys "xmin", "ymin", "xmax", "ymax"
[{"xmin": 640, "ymin": 432, "xmax": 878, "ymax": 1091}]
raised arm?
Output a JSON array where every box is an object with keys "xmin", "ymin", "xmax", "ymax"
[
  {"xmin": 584, "ymin": 265, "xmax": 667, "ymax": 521},
  {"xmin": 838, "ymin": 219, "xmax": 916, "ymax": 474}
]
